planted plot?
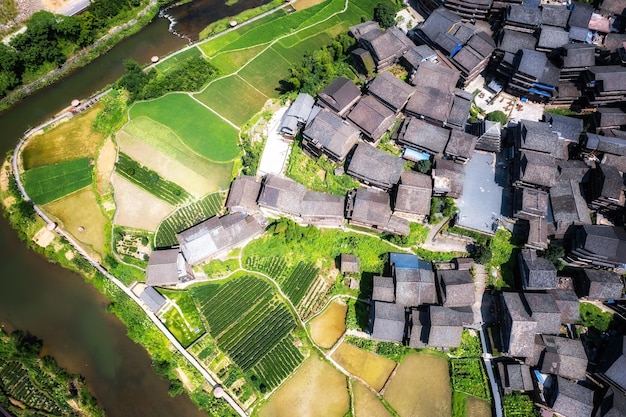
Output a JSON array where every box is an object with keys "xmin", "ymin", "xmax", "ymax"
[
  {"xmin": 282, "ymin": 261, "xmax": 319, "ymax": 306},
  {"xmin": 116, "ymin": 152, "xmax": 192, "ymax": 206},
  {"xmin": 245, "ymin": 255, "xmax": 290, "ymax": 281},
  {"xmin": 237, "ymin": 48, "xmax": 290, "ymax": 98},
  {"xmin": 251, "ymin": 336, "xmax": 304, "ymax": 390},
  {"xmin": 451, "ymin": 358, "xmax": 491, "ymax": 401},
  {"xmin": 154, "ymin": 192, "xmax": 224, "ymax": 248},
  {"xmin": 22, "ymin": 157, "xmax": 92, "ymax": 204},
  {"xmin": 155, "ymin": 47, "xmax": 202, "ymax": 73}
]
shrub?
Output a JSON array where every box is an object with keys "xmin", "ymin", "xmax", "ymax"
[
  {"xmin": 373, "ymin": 2, "xmax": 396, "ymax": 29},
  {"xmin": 486, "ymin": 110, "xmax": 508, "ymax": 125}
]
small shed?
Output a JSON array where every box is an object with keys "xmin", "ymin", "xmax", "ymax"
[
  {"xmin": 340, "ymin": 254, "xmax": 360, "ymax": 274},
  {"xmin": 454, "ymin": 257, "xmax": 474, "ymax": 270},
  {"xmin": 140, "ymin": 286, "xmax": 167, "ymax": 313}
]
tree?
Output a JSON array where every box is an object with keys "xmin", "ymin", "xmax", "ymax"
[
  {"xmin": 540, "ymin": 243, "xmax": 564, "ymax": 270},
  {"xmin": 373, "ymin": 2, "xmax": 396, "ymax": 29},
  {"xmin": 416, "ymin": 159, "xmax": 431, "ymax": 174},
  {"xmin": 472, "ymin": 243, "xmax": 492, "ymax": 265},
  {"xmin": 486, "ymin": 110, "xmax": 508, "ymax": 125}
]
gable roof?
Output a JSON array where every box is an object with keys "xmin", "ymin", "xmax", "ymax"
[
  {"xmin": 499, "ymin": 363, "xmax": 534, "ymax": 392},
  {"xmin": 595, "ymin": 108, "xmax": 626, "ymax": 129},
  {"xmin": 427, "ymin": 306, "xmax": 464, "ymax": 348},
  {"xmin": 502, "ymin": 292, "xmax": 537, "ymax": 358},
  {"xmin": 546, "ymin": 113, "xmax": 584, "ymax": 143},
  {"xmin": 518, "ymin": 151, "xmax": 558, "ymax": 188},
  {"xmin": 299, "ymin": 191, "xmax": 345, "ymax": 222},
  {"xmin": 372, "ymin": 275, "xmax": 395, "ymax": 303},
  {"xmin": 538, "ymin": 25, "xmax": 570, "ymax": 50},
  {"xmin": 507, "ymin": 4, "xmax": 541, "ymax": 27},
  {"xmin": 226, "ymin": 175, "xmax": 262, "ymax": 214},
  {"xmin": 146, "ymin": 249, "xmax": 190, "ymax": 287},
  {"xmin": 394, "ymin": 259, "xmax": 437, "ymax": 307},
  {"xmin": 318, "ymin": 77, "xmax": 361, "ymax": 115},
  {"xmin": 397, "ymin": 117, "xmax": 450, "ymax": 155},
  {"xmin": 561, "ymin": 44, "xmax": 596, "ymax": 69},
  {"xmin": 432, "ymin": 157, "xmax": 465, "ymax": 198},
  {"xmin": 286, "ymin": 93, "xmax": 315, "ymax": 121},
  {"xmin": 550, "ymin": 179, "xmax": 590, "ymax": 229},
  {"xmin": 587, "ymin": 66, "xmax": 626, "ymax": 92},
  {"xmin": 548, "ymin": 289, "xmax": 581, "ymax": 324},
  {"xmin": 347, "ymin": 143, "xmax": 404, "ymax": 190},
  {"xmin": 519, "ymin": 249, "xmax": 558, "ymax": 289},
  {"xmin": 498, "ymin": 29, "xmax": 537, "ymax": 54},
  {"xmin": 524, "ymin": 292, "xmax": 561, "ymax": 334},
  {"xmin": 581, "ymin": 268, "xmax": 624, "ymax": 300},
  {"xmin": 347, "ymin": 95, "xmax": 396, "ymax": 140},
  {"xmin": 550, "ymin": 377, "xmax": 594, "ymax": 417},
  {"xmin": 258, "ymin": 174, "xmax": 306, "ymax": 215},
  {"xmin": 568, "ymin": 1, "xmax": 594, "ymax": 28},
  {"xmin": 363, "ymin": 26, "xmax": 414, "ymax": 64},
  {"xmin": 539, "ymin": 335, "xmax": 588, "ymax": 381},
  {"xmin": 413, "ymin": 61, "xmax": 460, "ymax": 93},
  {"xmin": 577, "ymin": 225, "xmax": 626, "ymax": 266},
  {"xmin": 518, "ymin": 119, "xmax": 563, "ymax": 158},
  {"xmin": 350, "ymin": 187, "xmax": 392, "ymax": 227},
  {"xmin": 340, "ymin": 254, "xmax": 360, "ymax": 274},
  {"xmin": 303, "ymin": 109, "xmax": 361, "ymax": 161},
  {"xmin": 405, "ymin": 87, "xmax": 455, "ymax": 125},
  {"xmin": 516, "ymin": 187, "xmax": 550, "ymax": 217},
  {"xmin": 438, "ymin": 269, "xmax": 474, "ymax": 307},
  {"xmin": 140, "ymin": 286, "xmax": 167, "ymax": 313},
  {"xmin": 177, "ymin": 213, "xmax": 263, "ymax": 265},
  {"xmin": 586, "ymin": 133, "xmax": 626, "ymax": 156},
  {"xmin": 371, "ymin": 301, "xmax": 405, "ymax": 342},
  {"xmin": 402, "ymin": 45, "xmax": 437, "ymax": 70},
  {"xmin": 420, "ymin": 7, "xmax": 462, "ymax": 42},
  {"xmin": 367, "ymin": 71, "xmax": 415, "ymax": 112},
  {"xmin": 394, "ymin": 171, "xmax": 432, "ymax": 217},
  {"xmin": 447, "ymin": 89, "xmax": 473, "ymax": 130},
  {"xmin": 542, "ymin": 5, "xmax": 570, "ymax": 27},
  {"xmin": 605, "ymin": 338, "xmax": 626, "ymax": 391},
  {"xmin": 350, "ymin": 20, "xmax": 381, "ymax": 40}
]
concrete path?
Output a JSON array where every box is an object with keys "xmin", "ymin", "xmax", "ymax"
[{"xmin": 257, "ymin": 106, "xmax": 291, "ymax": 176}]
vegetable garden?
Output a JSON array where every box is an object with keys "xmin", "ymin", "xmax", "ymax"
[
  {"xmin": 116, "ymin": 152, "xmax": 192, "ymax": 206},
  {"xmin": 190, "ymin": 276, "xmax": 303, "ymax": 391},
  {"xmin": 154, "ymin": 191, "xmax": 224, "ymax": 248},
  {"xmin": 22, "ymin": 157, "xmax": 93, "ymax": 204},
  {"xmin": 450, "ymin": 358, "xmax": 491, "ymax": 401}
]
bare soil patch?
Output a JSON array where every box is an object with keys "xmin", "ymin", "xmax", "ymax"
[
  {"xmin": 116, "ymin": 131, "xmax": 215, "ymax": 197},
  {"xmin": 3, "ymin": 196, "xmax": 16, "ymax": 208},
  {"xmin": 259, "ymin": 354, "xmax": 349, "ymax": 417},
  {"xmin": 292, "ymin": 0, "xmax": 326, "ymax": 11},
  {"xmin": 383, "ymin": 353, "xmax": 451, "ymax": 417},
  {"xmin": 331, "ymin": 342, "xmax": 396, "ymax": 391},
  {"xmin": 32, "ymin": 226, "xmax": 55, "ymax": 248},
  {"xmin": 309, "ymin": 300, "xmax": 347, "ymax": 348},
  {"xmin": 0, "ymin": 161, "xmax": 10, "ymax": 192},
  {"xmin": 467, "ymin": 396, "xmax": 492, "ymax": 417},
  {"xmin": 95, "ymin": 137, "xmax": 117, "ymax": 195},
  {"xmin": 111, "ymin": 173, "xmax": 174, "ymax": 231},
  {"xmin": 43, "ymin": 186, "xmax": 107, "ymax": 257},
  {"xmin": 353, "ymin": 380, "xmax": 392, "ymax": 417},
  {"xmin": 175, "ymin": 367, "xmax": 195, "ymax": 392}
]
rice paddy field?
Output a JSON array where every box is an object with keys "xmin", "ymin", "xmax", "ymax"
[
  {"xmin": 258, "ymin": 354, "xmax": 349, "ymax": 417},
  {"xmin": 309, "ymin": 300, "xmax": 346, "ymax": 348},
  {"xmin": 21, "ymin": 103, "xmax": 104, "ymax": 169},
  {"xmin": 383, "ymin": 353, "xmax": 452, "ymax": 417},
  {"xmin": 353, "ymin": 380, "xmax": 393, "ymax": 417},
  {"xmin": 22, "ymin": 158, "xmax": 93, "ymax": 205},
  {"xmin": 128, "ymin": 94, "xmax": 240, "ymax": 162},
  {"xmin": 331, "ymin": 342, "xmax": 396, "ymax": 391}
]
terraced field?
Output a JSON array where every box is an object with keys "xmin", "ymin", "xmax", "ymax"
[{"xmin": 22, "ymin": 157, "xmax": 93, "ymax": 205}]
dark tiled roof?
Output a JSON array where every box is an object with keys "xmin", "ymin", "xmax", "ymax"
[
  {"xmin": 586, "ymin": 133, "xmax": 626, "ymax": 156},
  {"xmin": 413, "ymin": 61, "xmax": 460, "ymax": 93},
  {"xmin": 394, "ymin": 171, "xmax": 432, "ymax": 217},
  {"xmin": 350, "ymin": 187, "xmax": 392, "ymax": 226},
  {"xmin": 539, "ymin": 335, "xmax": 588, "ymax": 381},
  {"xmin": 340, "ymin": 254, "xmax": 360, "ymax": 274},
  {"xmin": 538, "ymin": 25, "xmax": 570, "ymax": 50},
  {"xmin": 318, "ymin": 77, "xmax": 361, "ymax": 115},
  {"xmin": 438, "ymin": 269, "xmax": 474, "ymax": 307},
  {"xmin": 549, "ymin": 377, "xmax": 594, "ymax": 417},
  {"xmin": 452, "ymin": 45, "xmax": 484, "ymax": 73},
  {"xmin": 445, "ymin": 129, "xmax": 477, "ymax": 160},
  {"xmin": 395, "ymin": 262, "xmax": 437, "ymax": 307},
  {"xmin": 561, "ymin": 44, "xmax": 596, "ymax": 69},
  {"xmin": 598, "ymin": 164, "xmax": 624, "ymax": 201},
  {"xmin": 588, "ymin": 66, "xmax": 626, "ymax": 92},
  {"xmin": 371, "ymin": 301, "xmax": 405, "ymax": 342},
  {"xmin": 299, "ymin": 191, "xmax": 345, "ymax": 222},
  {"xmin": 420, "ymin": 7, "xmax": 461, "ymax": 42},
  {"xmin": 303, "ymin": 109, "xmax": 360, "ymax": 161},
  {"xmin": 347, "ymin": 95, "xmax": 396, "ymax": 140},
  {"xmin": 604, "ymin": 33, "xmax": 626, "ymax": 53},
  {"xmin": 367, "ymin": 71, "xmax": 415, "ymax": 112},
  {"xmin": 517, "ymin": 48, "xmax": 548, "ymax": 80},
  {"xmin": 578, "ymin": 225, "xmax": 626, "ymax": 266},
  {"xmin": 365, "ymin": 26, "xmax": 414, "ymax": 64},
  {"xmin": 397, "ymin": 117, "xmax": 451, "ymax": 154},
  {"xmin": 524, "ymin": 292, "xmax": 561, "ymax": 334},
  {"xmin": 350, "ymin": 20, "xmax": 381, "ymax": 40},
  {"xmin": 467, "ymin": 31, "xmax": 496, "ymax": 57},
  {"xmin": 507, "ymin": 4, "xmax": 541, "ymax": 26},
  {"xmin": 582, "ymin": 269, "xmax": 624, "ymax": 300},
  {"xmin": 519, "ymin": 248, "xmax": 558, "ymax": 289},
  {"xmin": 258, "ymin": 174, "xmax": 306, "ymax": 215},
  {"xmin": 502, "ymin": 292, "xmax": 537, "ymax": 358},
  {"xmin": 518, "ymin": 151, "xmax": 558, "ymax": 189},
  {"xmin": 519, "ymin": 119, "xmax": 561, "ymax": 156},
  {"xmin": 568, "ymin": 2, "xmax": 594, "ymax": 28},
  {"xmin": 595, "ymin": 108, "xmax": 626, "ymax": 129},
  {"xmin": 226, "ymin": 175, "xmax": 261, "ymax": 214},
  {"xmin": 550, "ymin": 179, "xmax": 591, "ymax": 229},
  {"xmin": 500, "ymin": 363, "xmax": 534, "ymax": 392},
  {"xmin": 516, "ymin": 187, "xmax": 550, "ymax": 217},
  {"xmin": 548, "ymin": 289, "xmax": 581, "ymax": 324},
  {"xmin": 569, "ymin": 26, "xmax": 590, "ymax": 42},
  {"xmin": 405, "ymin": 87, "xmax": 454, "ymax": 124},
  {"xmin": 557, "ymin": 160, "xmax": 590, "ymax": 182},
  {"xmin": 432, "ymin": 157, "xmax": 465, "ymax": 198},
  {"xmin": 372, "ymin": 275, "xmax": 395, "ymax": 302},
  {"xmin": 541, "ymin": 5, "xmax": 570, "ymax": 28},
  {"xmin": 402, "ymin": 45, "xmax": 437, "ymax": 70},
  {"xmin": 347, "ymin": 144, "xmax": 404, "ymax": 190},
  {"xmin": 498, "ymin": 29, "xmax": 537, "ymax": 54},
  {"xmin": 146, "ymin": 249, "xmax": 187, "ymax": 287},
  {"xmin": 546, "ymin": 113, "xmax": 583, "ymax": 143},
  {"xmin": 427, "ymin": 306, "xmax": 464, "ymax": 348},
  {"xmin": 435, "ymin": 32, "xmax": 463, "ymax": 55}
]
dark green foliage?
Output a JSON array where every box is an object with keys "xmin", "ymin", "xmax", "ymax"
[
  {"xmin": 503, "ymin": 393, "xmax": 539, "ymax": 417},
  {"xmin": 281, "ymin": 261, "xmax": 319, "ymax": 305},
  {"xmin": 450, "ymin": 358, "xmax": 491, "ymax": 400},
  {"xmin": 92, "ymin": 90, "xmax": 127, "ymax": 137},
  {"xmin": 429, "ymin": 197, "xmax": 457, "ymax": 223},
  {"xmin": 416, "ymin": 159, "xmax": 431, "ymax": 174},
  {"xmin": 539, "ymin": 243, "xmax": 564, "ymax": 270},
  {"xmin": 580, "ymin": 303, "xmax": 613, "ymax": 332},
  {"xmin": 485, "ymin": 110, "xmax": 508, "ymax": 125},
  {"xmin": 472, "ymin": 243, "xmax": 492, "ymax": 265},
  {"xmin": 283, "ymin": 33, "xmax": 356, "ymax": 95},
  {"xmin": 373, "ymin": 2, "xmax": 396, "ymax": 28},
  {"xmin": 267, "ymin": 217, "xmax": 320, "ymax": 244},
  {"xmin": 241, "ymin": 137, "xmax": 264, "ymax": 176}
]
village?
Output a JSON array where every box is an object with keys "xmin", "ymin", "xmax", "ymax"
[{"xmin": 132, "ymin": 1, "xmax": 626, "ymax": 416}]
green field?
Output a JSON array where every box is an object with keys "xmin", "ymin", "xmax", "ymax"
[
  {"xmin": 190, "ymin": 276, "xmax": 303, "ymax": 391},
  {"xmin": 208, "ymin": 43, "xmax": 269, "ymax": 74},
  {"xmin": 237, "ymin": 47, "xmax": 290, "ymax": 98},
  {"xmin": 129, "ymin": 94, "xmax": 240, "ymax": 162},
  {"xmin": 22, "ymin": 157, "xmax": 93, "ymax": 204},
  {"xmin": 154, "ymin": 192, "xmax": 225, "ymax": 248},
  {"xmin": 116, "ymin": 152, "xmax": 193, "ymax": 206},
  {"xmin": 155, "ymin": 47, "xmax": 203, "ymax": 74},
  {"xmin": 194, "ymin": 75, "xmax": 269, "ymax": 126}
]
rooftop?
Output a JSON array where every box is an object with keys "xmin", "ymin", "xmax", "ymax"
[
  {"xmin": 367, "ymin": 71, "xmax": 415, "ymax": 112},
  {"xmin": 347, "ymin": 143, "xmax": 404, "ymax": 190}
]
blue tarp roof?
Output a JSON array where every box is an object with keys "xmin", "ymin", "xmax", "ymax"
[
  {"xmin": 390, "ymin": 253, "xmax": 420, "ymax": 269},
  {"xmin": 402, "ymin": 148, "xmax": 431, "ymax": 161}
]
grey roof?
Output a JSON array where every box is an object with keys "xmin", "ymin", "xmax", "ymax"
[
  {"xmin": 347, "ymin": 143, "xmax": 404, "ymax": 190},
  {"xmin": 527, "ymin": 217, "xmax": 549, "ymax": 250},
  {"xmin": 286, "ymin": 93, "xmax": 315, "ymax": 121},
  {"xmin": 395, "ymin": 262, "xmax": 437, "ymax": 307},
  {"xmin": 372, "ymin": 276, "xmax": 395, "ymax": 302},
  {"xmin": 538, "ymin": 25, "xmax": 570, "ymax": 50},
  {"xmin": 427, "ymin": 306, "xmax": 464, "ymax": 348},
  {"xmin": 350, "ymin": 187, "xmax": 392, "ymax": 227},
  {"xmin": 569, "ymin": 26, "xmax": 590, "ymax": 42},
  {"xmin": 595, "ymin": 108, "xmax": 626, "ymax": 129},
  {"xmin": 420, "ymin": 7, "xmax": 461, "ymax": 42},
  {"xmin": 146, "ymin": 249, "xmax": 189, "ymax": 287},
  {"xmin": 467, "ymin": 31, "xmax": 496, "ymax": 58},
  {"xmin": 397, "ymin": 117, "xmax": 450, "ymax": 155},
  {"xmin": 548, "ymin": 289, "xmax": 581, "ymax": 324},
  {"xmin": 258, "ymin": 174, "xmax": 306, "ymax": 215},
  {"xmin": 518, "ymin": 119, "xmax": 562, "ymax": 157},
  {"xmin": 350, "ymin": 20, "xmax": 381, "ymax": 40},
  {"xmin": 550, "ymin": 179, "xmax": 591, "ymax": 230},
  {"xmin": 299, "ymin": 191, "xmax": 345, "ymax": 223},
  {"xmin": 347, "ymin": 95, "xmax": 396, "ymax": 140},
  {"xmin": 577, "ymin": 225, "xmax": 626, "ymax": 267},
  {"xmin": 177, "ymin": 213, "xmax": 263, "ymax": 265},
  {"xmin": 586, "ymin": 133, "xmax": 626, "ymax": 156},
  {"xmin": 367, "ymin": 71, "xmax": 415, "ymax": 112},
  {"xmin": 498, "ymin": 29, "xmax": 537, "ymax": 54},
  {"xmin": 519, "ymin": 249, "xmax": 558, "ymax": 289},
  {"xmin": 524, "ymin": 292, "xmax": 561, "ymax": 334},
  {"xmin": 405, "ymin": 87, "xmax": 454, "ymax": 124},
  {"xmin": 599, "ymin": 0, "xmax": 626, "ymax": 15},
  {"xmin": 538, "ymin": 335, "xmax": 588, "ymax": 381},
  {"xmin": 541, "ymin": 5, "xmax": 570, "ymax": 28},
  {"xmin": 517, "ymin": 48, "xmax": 549, "ymax": 80},
  {"xmin": 606, "ymin": 349, "xmax": 626, "ymax": 391},
  {"xmin": 502, "ymin": 292, "xmax": 537, "ymax": 358},
  {"xmin": 557, "ymin": 160, "xmax": 590, "ymax": 182},
  {"xmin": 363, "ymin": 26, "xmax": 414, "ymax": 64},
  {"xmin": 409, "ymin": 309, "xmax": 428, "ymax": 348},
  {"xmin": 432, "ymin": 157, "xmax": 465, "ymax": 198},
  {"xmin": 340, "ymin": 254, "xmax": 360, "ymax": 274},
  {"xmin": 394, "ymin": 171, "xmax": 432, "ymax": 217},
  {"xmin": 317, "ymin": 77, "xmax": 361, "ymax": 115},
  {"xmin": 226, "ymin": 175, "xmax": 261, "ymax": 214},
  {"xmin": 402, "ymin": 45, "xmax": 437, "ymax": 70},
  {"xmin": 604, "ymin": 33, "xmax": 626, "ymax": 53},
  {"xmin": 371, "ymin": 301, "xmax": 405, "ymax": 342},
  {"xmin": 546, "ymin": 113, "xmax": 583, "ymax": 143},
  {"xmin": 438, "ymin": 269, "xmax": 474, "ymax": 308},
  {"xmin": 413, "ymin": 61, "xmax": 460, "ymax": 93},
  {"xmin": 568, "ymin": 1, "xmax": 594, "ymax": 28},
  {"xmin": 445, "ymin": 129, "xmax": 476, "ymax": 160},
  {"xmin": 447, "ymin": 89, "xmax": 473, "ymax": 129},
  {"xmin": 588, "ymin": 66, "xmax": 626, "ymax": 93},
  {"xmin": 598, "ymin": 164, "xmax": 624, "ymax": 202},
  {"xmin": 518, "ymin": 151, "xmax": 558, "ymax": 188},
  {"xmin": 501, "ymin": 363, "xmax": 534, "ymax": 392},
  {"xmin": 561, "ymin": 44, "xmax": 596, "ymax": 69},
  {"xmin": 516, "ymin": 187, "xmax": 550, "ymax": 217},
  {"xmin": 582, "ymin": 269, "xmax": 624, "ymax": 300},
  {"xmin": 140, "ymin": 286, "xmax": 167, "ymax": 313},
  {"xmin": 550, "ymin": 377, "xmax": 594, "ymax": 417},
  {"xmin": 507, "ymin": 4, "xmax": 541, "ymax": 27}
]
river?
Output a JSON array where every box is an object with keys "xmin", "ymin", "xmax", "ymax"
[{"xmin": 0, "ymin": 2, "xmax": 259, "ymax": 416}]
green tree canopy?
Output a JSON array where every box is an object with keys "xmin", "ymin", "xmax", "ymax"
[
  {"xmin": 486, "ymin": 110, "xmax": 508, "ymax": 125},
  {"xmin": 373, "ymin": 2, "xmax": 396, "ymax": 29}
]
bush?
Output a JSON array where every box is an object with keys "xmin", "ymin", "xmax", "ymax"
[
  {"xmin": 472, "ymin": 244, "xmax": 492, "ymax": 265},
  {"xmin": 486, "ymin": 110, "xmax": 508, "ymax": 125},
  {"xmin": 373, "ymin": 2, "xmax": 396, "ymax": 29},
  {"xmin": 416, "ymin": 159, "xmax": 431, "ymax": 174}
]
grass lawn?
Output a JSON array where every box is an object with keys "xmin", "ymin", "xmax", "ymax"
[
  {"xmin": 21, "ymin": 103, "xmax": 104, "ymax": 170},
  {"xmin": 237, "ymin": 47, "xmax": 290, "ymax": 98},
  {"xmin": 194, "ymin": 75, "xmax": 269, "ymax": 127},
  {"xmin": 129, "ymin": 94, "xmax": 240, "ymax": 162},
  {"xmin": 121, "ymin": 116, "xmax": 233, "ymax": 191},
  {"xmin": 160, "ymin": 306, "xmax": 203, "ymax": 348},
  {"xmin": 155, "ymin": 47, "xmax": 202, "ymax": 74},
  {"xmin": 22, "ymin": 158, "xmax": 93, "ymax": 205}
]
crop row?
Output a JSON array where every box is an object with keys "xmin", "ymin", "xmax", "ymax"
[
  {"xmin": 22, "ymin": 157, "xmax": 92, "ymax": 204},
  {"xmin": 0, "ymin": 361, "xmax": 66, "ymax": 414},
  {"xmin": 116, "ymin": 152, "xmax": 192, "ymax": 206},
  {"xmin": 154, "ymin": 192, "xmax": 224, "ymax": 247},
  {"xmin": 282, "ymin": 261, "xmax": 319, "ymax": 306},
  {"xmin": 245, "ymin": 255, "xmax": 289, "ymax": 281},
  {"xmin": 296, "ymin": 275, "xmax": 331, "ymax": 321},
  {"xmin": 251, "ymin": 336, "xmax": 303, "ymax": 390},
  {"xmin": 451, "ymin": 358, "xmax": 491, "ymax": 401},
  {"xmin": 216, "ymin": 298, "xmax": 279, "ymax": 344}
]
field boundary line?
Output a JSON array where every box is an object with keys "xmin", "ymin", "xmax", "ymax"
[
  {"xmin": 235, "ymin": 75, "xmax": 270, "ymax": 100},
  {"xmin": 208, "ymin": 42, "xmax": 273, "ymax": 60},
  {"xmin": 187, "ymin": 93, "xmax": 241, "ymax": 130}
]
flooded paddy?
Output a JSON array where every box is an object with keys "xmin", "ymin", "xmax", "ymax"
[
  {"xmin": 309, "ymin": 300, "xmax": 347, "ymax": 348},
  {"xmin": 353, "ymin": 380, "xmax": 393, "ymax": 417},
  {"xmin": 383, "ymin": 353, "xmax": 451, "ymax": 417},
  {"xmin": 331, "ymin": 342, "xmax": 396, "ymax": 391},
  {"xmin": 259, "ymin": 354, "xmax": 349, "ymax": 417}
]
